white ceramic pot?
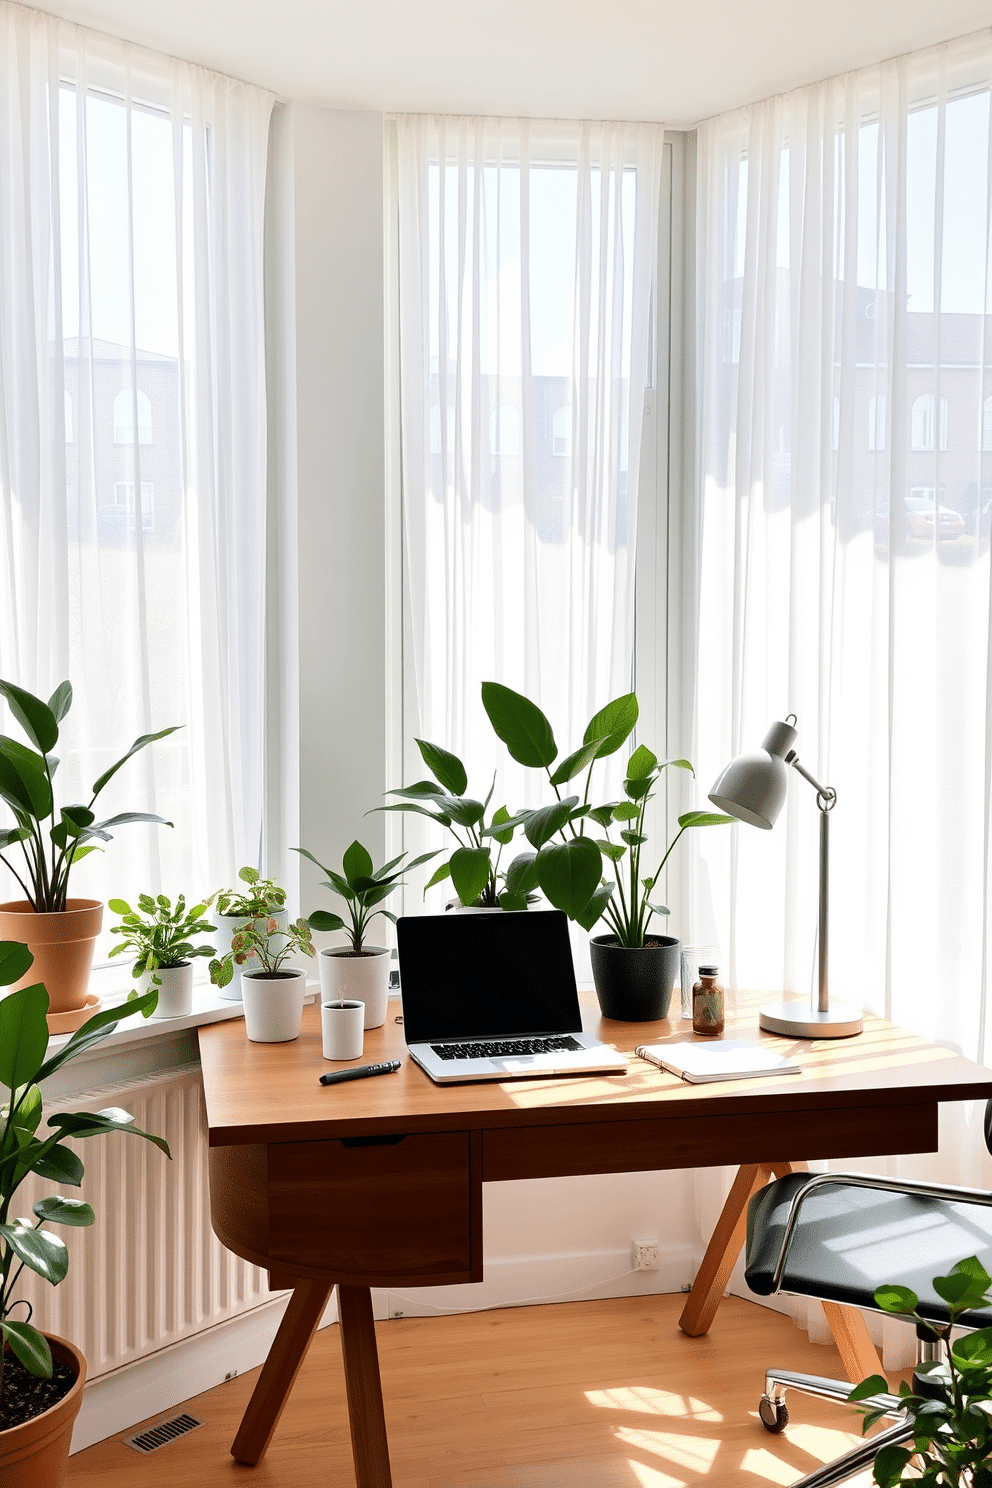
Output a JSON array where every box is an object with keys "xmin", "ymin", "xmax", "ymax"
[
  {"xmin": 139, "ymin": 962, "xmax": 194, "ymax": 1019},
  {"xmin": 318, "ymin": 945, "xmax": 390, "ymax": 1029},
  {"xmin": 216, "ymin": 909, "xmax": 289, "ymax": 1001},
  {"xmin": 241, "ymin": 968, "xmax": 306, "ymax": 1043}
]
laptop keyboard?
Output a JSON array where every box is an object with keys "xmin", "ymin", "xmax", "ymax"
[{"xmin": 431, "ymin": 1035, "xmax": 584, "ymax": 1060}]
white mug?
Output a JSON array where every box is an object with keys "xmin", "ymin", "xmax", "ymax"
[{"xmin": 321, "ymin": 999, "xmax": 365, "ymax": 1061}]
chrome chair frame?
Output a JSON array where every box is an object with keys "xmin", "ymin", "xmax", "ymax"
[{"xmin": 747, "ymin": 1126, "xmax": 992, "ymax": 1488}]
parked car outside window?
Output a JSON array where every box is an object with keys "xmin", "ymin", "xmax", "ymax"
[{"xmin": 874, "ymin": 497, "xmax": 966, "ymax": 541}]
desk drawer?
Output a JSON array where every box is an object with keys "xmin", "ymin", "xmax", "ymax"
[{"xmin": 268, "ymin": 1131, "xmax": 478, "ymax": 1284}]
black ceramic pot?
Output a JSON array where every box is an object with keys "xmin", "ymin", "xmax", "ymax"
[{"xmin": 589, "ymin": 934, "xmax": 681, "ymax": 1022}]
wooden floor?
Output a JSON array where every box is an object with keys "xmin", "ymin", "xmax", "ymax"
[{"xmin": 68, "ymin": 1294, "xmax": 883, "ymax": 1488}]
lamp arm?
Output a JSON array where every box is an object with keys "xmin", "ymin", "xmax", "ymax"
[{"xmin": 786, "ymin": 752, "xmax": 836, "ymax": 812}]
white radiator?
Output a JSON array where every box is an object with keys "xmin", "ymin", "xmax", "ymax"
[{"xmin": 17, "ymin": 1064, "xmax": 271, "ymax": 1379}]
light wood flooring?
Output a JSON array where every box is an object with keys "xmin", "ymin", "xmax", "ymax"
[{"xmin": 67, "ymin": 1294, "xmax": 884, "ymax": 1488}]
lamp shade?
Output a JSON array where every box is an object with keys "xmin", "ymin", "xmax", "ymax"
[{"xmin": 708, "ymin": 720, "xmax": 798, "ymax": 830}]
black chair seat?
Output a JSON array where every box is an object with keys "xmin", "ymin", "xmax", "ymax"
[{"xmin": 746, "ymin": 1171, "xmax": 992, "ymax": 1330}]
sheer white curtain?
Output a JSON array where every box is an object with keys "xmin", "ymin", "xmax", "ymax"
[
  {"xmin": 396, "ymin": 115, "xmax": 662, "ymax": 914},
  {"xmin": 0, "ymin": 3, "xmax": 273, "ymax": 924},
  {"xmin": 687, "ymin": 34, "xmax": 992, "ymax": 1357}
]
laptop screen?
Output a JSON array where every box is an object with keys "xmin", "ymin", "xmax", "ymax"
[{"xmin": 396, "ymin": 910, "xmax": 582, "ymax": 1044}]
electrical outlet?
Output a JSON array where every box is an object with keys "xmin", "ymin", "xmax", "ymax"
[{"xmin": 632, "ymin": 1239, "xmax": 659, "ymax": 1271}]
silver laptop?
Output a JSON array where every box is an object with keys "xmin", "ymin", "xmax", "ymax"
[{"xmin": 396, "ymin": 910, "xmax": 628, "ymax": 1084}]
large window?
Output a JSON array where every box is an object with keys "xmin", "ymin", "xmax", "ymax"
[
  {"xmin": 0, "ymin": 9, "xmax": 274, "ymax": 935},
  {"xmin": 394, "ymin": 117, "xmax": 663, "ymax": 926},
  {"xmin": 692, "ymin": 34, "xmax": 992, "ymax": 1069}
]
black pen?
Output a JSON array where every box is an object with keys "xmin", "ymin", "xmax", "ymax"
[{"xmin": 319, "ymin": 1060, "xmax": 401, "ymax": 1086}]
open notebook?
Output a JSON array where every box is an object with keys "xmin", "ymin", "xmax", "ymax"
[{"xmin": 635, "ymin": 1038, "xmax": 801, "ymax": 1084}]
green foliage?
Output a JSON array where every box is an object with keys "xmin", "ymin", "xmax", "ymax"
[
  {"xmin": 207, "ymin": 866, "xmax": 287, "ymax": 919},
  {"xmin": 849, "ymin": 1257, "xmax": 992, "ymax": 1486},
  {"xmin": 297, "ymin": 841, "xmax": 437, "ymax": 953},
  {"xmin": 208, "ymin": 914, "xmax": 315, "ymax": 987},
  {"xmin": 0, "ymin": 942, "xmax": 170, "ymax": 1407},
  {"xmin": 377, "ymin": 740, "xmax": 529, "ymax": 909},
  {"xmin": 481, "ymin": 682, "xmax": 734, "ymax": 940},
  {"xmin": 109, "ymin": 894, "xmax": 216, "ymax": 981},
  {"xmin": 0, "ymin": 679, "xmax": 179, "ymax": 912}
]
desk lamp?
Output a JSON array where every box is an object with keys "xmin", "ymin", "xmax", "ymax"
[{"xmin": 708, "ymin": 716, "xmax": 863, "ymax": 1039}]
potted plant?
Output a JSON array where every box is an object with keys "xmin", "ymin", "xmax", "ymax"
[
  {"xmin": 849, "ymin": 1256, "xmax": 992, "ymax": 1486},
  {"xmin": 379, "ymin": 739, "xmax": 524, "ymax": 909},
  {"xmin": 0, "ymin": 940, "xmax": 169, "ymax": 1488},
  {"xmin": 206, "ymin": 868, "xmax": 287, "ymax": 1002},
  {"xmin": 108, "ymin": 894, "xmax": 216, "ymax": 1019},
  {"xmin": 481, "ymin": 682, "xmax": 733, "ymax": 1019},
  {"xmin": 298, "ymin": 840, "xmax": 436, "ymax": 1029},
  {"xmin": 586, "ymin": 746, "xmax": 733, "ymax": 1020},
  {"xmin": 209, "ymin": 915, "xmax": 315, "ymax": 1043},
  {"xmin": 0, "ymin": 678, "xmax": 178, "ymax": 1032}
]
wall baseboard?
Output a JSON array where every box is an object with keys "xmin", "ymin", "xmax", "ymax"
[
  {"xmin": 70, "ymin": 1241, "xmax": 698, "ymax": 1451},
  {"xmin": 381, "ymin": 1241, "xmax": 697, "ymax": 1319}
]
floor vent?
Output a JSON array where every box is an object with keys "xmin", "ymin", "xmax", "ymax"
[{"xmin": 124, "ymin": 1412, "xmax": 204, "ymax": 1453}]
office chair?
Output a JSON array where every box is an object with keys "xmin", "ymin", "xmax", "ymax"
[{"xmin": 743, "ymin": 1100, "xmax": 992, "ymax": 1488}]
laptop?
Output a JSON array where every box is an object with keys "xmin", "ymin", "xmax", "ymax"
[{"xmin": 396, "ymin": 910, "xmax": 628, "ymax": 1084}]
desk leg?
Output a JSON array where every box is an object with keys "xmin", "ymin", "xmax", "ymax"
[
  {"xmin": 338, "ymin": 1284, "xmax": 393, "ymax": 1488},
  {"xmin": 231, "ymin": 1276, "xmax": 334, "ymax": 1465},
  {"xmin": 820, "ymin": 1300, "xmax": 883, "ymax": 1384},
  {"xmin": 679, "ymin": 1162, "xmax": 773, "ymax": 1337},
  {"xmin": 679, "ymin": 1161, "xmax": 884, "ymax": 1383}
]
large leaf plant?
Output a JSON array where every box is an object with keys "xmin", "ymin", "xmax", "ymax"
[
  {"xmin": 378, "ymin": 742, "xmax": 524, "ymax": 910},
  {"xmin": 0, "ymin": 941, "xmax": 170, "ymax": 1411},
  {"xmin": 0, "ymin": 679, "xmax": 178, "ymax": 913},
  {"xmin": 849, "ymin": 1257, "xmax": 992, "ymax": 1487},
  {"xmin": 481, "ymin": 683, "xmax": 733, "ymax": 940},
  {"xmin": 298, "ymin": 841, "xmax": 438, "ymax": 952}
]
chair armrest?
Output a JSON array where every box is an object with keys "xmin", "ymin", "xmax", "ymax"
[{"xmin": 764, "ymin": 1171, "xmax": 992, "ymax": 1294}]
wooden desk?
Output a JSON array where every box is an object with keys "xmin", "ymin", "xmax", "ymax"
[{"xmin": 199, "ymin": 993, "xmax": 992, "ymax": 1487}]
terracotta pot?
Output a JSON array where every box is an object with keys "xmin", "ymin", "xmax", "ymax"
[
  {"xmin": 0, "ymin": 1335, "xmax": 86, "ymax": 1488},
  {"xmin": 0, "ymin": 900, "xmax": 103, "ymax": 1031}
]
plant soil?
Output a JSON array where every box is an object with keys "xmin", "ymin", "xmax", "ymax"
[{"xmin": 0, "ymin": 1351, "xmax": 76, "ymax": 1431}]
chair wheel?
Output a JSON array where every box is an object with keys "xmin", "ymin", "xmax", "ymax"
[{"xmin": 759, "ymin": 1395, "xmax": 789, "ymax": 1433}]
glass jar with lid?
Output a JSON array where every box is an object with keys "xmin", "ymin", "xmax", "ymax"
[{"xmin": 692, "ymin": 964, "xmax": 725, "ymax": 1037}]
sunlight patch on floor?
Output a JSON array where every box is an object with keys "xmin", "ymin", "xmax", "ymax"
[
  {"xmin": 739, "ymin": 1447, "xmax": 802, "ymax": 1485},
  {"xmin": 626, "ymin": 1460, "xmax": 686, "ymax": 1488},
  {"xmin": 616, "ymin": 1425, "xmax": 721, "ymax": 1473},
  {"xmin": 586, "ymin": 1384, "xmax": 723, "ymax": 1421},
  {"xmin": 786, "ymin": 1422, "xmax": 866, "ymax": 1459}
]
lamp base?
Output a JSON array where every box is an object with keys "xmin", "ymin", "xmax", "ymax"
[{"xmin": 758, "ymin": 999, "xmax": 864, "ymax": 1039}]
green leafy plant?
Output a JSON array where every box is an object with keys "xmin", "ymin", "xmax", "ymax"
[
  {"xmin": 108, "ymin": 894, "xmax": 216, "ymax": 983},
  {"xmin": 0, "ymin": 941, "xmax": 170, "ymax": 1412},
  {"xmin": 480, "ymin": 682, "xmax": 733, "ymax": 934},
  {"xmin": 849, "ymin": 1256, "xmax": 992, "ymax": 1486},
  {"xmin": 209, "ymin": 915, "xmax": 315, "ymax": 987},
  {"xmin": 591, "ymin": 747, "xmax": 733, "ymax": 947},
  {"xmin": 297, "ymin": 841, "xmax": 437, "ymax": 953},
  {"xmin": 207, "ymin": 866, "xmax": 286, "ymax": 919},
  {"xmin": 378, "ymin": 742, "xmax": 524, "ymax": 909},
  {"xmin": 0, "ymin": 678, "xmax": 179, "ymax": 913}
]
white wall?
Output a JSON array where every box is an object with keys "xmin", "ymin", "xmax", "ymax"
[
  {"xmin": 267, "ymin": 102, "xmax": 387, "ymax": 915},
  {"xmin": 266, "ymin": 102, "xmax": 701, "ymax": 1310}
]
